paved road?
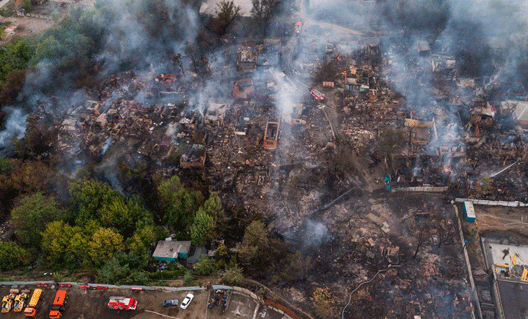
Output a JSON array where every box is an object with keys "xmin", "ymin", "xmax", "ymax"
[
  {"xmin": 298, "ymin": 0, "xmax": 363, "ymax": 35},
  {"xmin": 0, "ymin": 281, "xmax": 231, "ymax": 292},
  {"xmin": 0, "ymin": 0, "xmax": 10, "ymax": 10}
]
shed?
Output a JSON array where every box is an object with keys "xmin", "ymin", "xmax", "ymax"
[
  {"xmin": 463, "ymin": 201, "xmax": 476, "ymax": 223},
  {"xmin": 152, "ymin": 240, "xmax": 192, "ymax": 262}
]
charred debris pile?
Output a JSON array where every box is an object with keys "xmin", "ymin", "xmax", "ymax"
[{"xmin": 26, "ymin": 34, "xmax": 528, "ymax": 317}]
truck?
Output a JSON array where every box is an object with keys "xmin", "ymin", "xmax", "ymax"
[
  {"xmin": 107, "ymin": 296, "xmax": 138, "ymax": 310},
  {"xmin": 23, "ymin": 289, "xmax": 43, "ymax": 317},
  {"xmin": 13, "ymin": 290, "xmax": 30, "ymax": 312},
  {"xmin": 49, "ymin": 290, "xmax": 68, "ymax": 319}
]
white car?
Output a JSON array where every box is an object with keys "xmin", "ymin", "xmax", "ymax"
[{"xmin": 180, "ymin": 293, "xmax": 194, "ymax": 309}]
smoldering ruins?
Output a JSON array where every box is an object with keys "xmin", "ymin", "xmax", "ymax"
[{"xmin": 4, "ymin": 0, "xmax": 528, "ymax": 317}]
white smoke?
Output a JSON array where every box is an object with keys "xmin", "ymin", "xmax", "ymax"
[
  {"xmin": 0, "ymin": 108, "xmax": 27, "ymax": 148},
  {"xmin": 303, "ymin": 219, "xmax": 332, "ymax": 248}
]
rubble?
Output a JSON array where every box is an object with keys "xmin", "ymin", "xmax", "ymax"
[{"xmin": 43, "ymin": 33, "xmax": 528, "ymax": 317}]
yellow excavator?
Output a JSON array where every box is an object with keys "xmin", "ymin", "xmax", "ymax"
[
  {"xmin": 1, "ymin": 289, "xmax": 18, "ymax": 313},
  {"xmin": 14, "ymin": 290, "xmax": 30, "ymax": 312},
  {"xmin": 1, "ymin": 295, "xmax": 11, "ymax": 313}
]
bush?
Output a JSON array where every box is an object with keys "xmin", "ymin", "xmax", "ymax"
[
  {"xmin": 222, "ymin": 264, "xmax": 243, "ymax": 285},
  {"xmin": 193, "ymin": 256, "xmax": 218, "ymax": 276},
  {"xmin": 182, "ymin": 271, "xmax": 193, "ymax": 286},
  {"xmin": 22, "ymin": 0, "xmax": 31, "ymax": 12},
  {"xmin": 147, "ymin": 267, "xmax": 186, "ymax": 280},
  {"xmin": 0, "ymin": 242, "xmax": 32, "ymax": 271}
]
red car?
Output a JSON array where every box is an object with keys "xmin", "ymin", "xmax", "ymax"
[{"xmin": 310, "ymin": 89, "xmax": 325, "ymax": 101}]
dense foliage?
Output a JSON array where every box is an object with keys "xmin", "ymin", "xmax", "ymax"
[{"xmin": 0, "ymin": 0, "xmax": 311, "ymax": 291}]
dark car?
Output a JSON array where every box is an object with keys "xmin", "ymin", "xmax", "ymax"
[{"xmin": 163, "ymin": 299, "xmax": 178, "ymax": 307}]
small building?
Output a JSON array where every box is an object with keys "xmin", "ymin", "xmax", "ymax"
[
  {"xmin": 152, "ymin": 239, "xmax": 192, "ymax": 262},
  {"xmin": 263, "ymin": 121, "xmax": 279, "ymax": 150},
  {"xmin": 463, "ymin": 201, "xmax": 476, "ymax": 223},
  {"xmin": 236, "ymin": 46, "xmax": 258, "ymax": 72},
  {"xmin": 180, "ymin": 144, "xmax": 206, "ymax": 168}
]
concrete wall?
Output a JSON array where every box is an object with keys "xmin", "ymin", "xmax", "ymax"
[
  {"xmin": 392, "ymin": 186, "xmax": 448, "ymax": 192},
  {"xmin": 455, "ymin": 198, "xmax": 528, "ymax": 207}
]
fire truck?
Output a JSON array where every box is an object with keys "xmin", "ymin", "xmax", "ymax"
[
  {"xmin": 107, "ymin": 296, "xmax": 138, "ymax": 310},
  {"xmin": 49, "ymin": 290, "xmax": 67, "ymax": 319}
]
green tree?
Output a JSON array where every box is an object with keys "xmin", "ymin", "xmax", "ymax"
[
  {"xmin": 222, "ymin": 264, "xmax": 244, "ymax": 285},
  {"xmin": 0, "ymin": 241, "xmax": 31, "ymax": 271},
  {"xmin": 215, "ymin": 243, "xmax": 228, "ymax": 260},
  {"xmin": 65, "ymin": 227, "xmax": 89, "ymax": 266},
  {"xmin": 32, "ymin": 35, "xmax": 64, "ymax": 65},
  {"xmin": 22, "ymin": 0, "xmax": 31, "ymax": 12},
  {"xmin": 202, "ymin": 192, "xmax": 225, "ymax": 224},
  {"xmin": 193, "ymin": 256, "xmax": 218, "ymax": 276},
  {"xmin": 183, "ymin": 270, "xmax": 194, "ymax": 286},
  {"xmin": 11, "ymin": 192, "xmax": 65, "ymax": 246},
  {"xmin": 97, "ymin": 251, "xmax": 149, "ymax": 285},
  {"xmin": 41, "ymin": 221, "xmax": 70, "ymax": 264},
  {"xmin": 126, "ymin": 224, "xmax": 156, "ymax": 256},
  {"xmin": 41, "ymin": 221, "xmax": 88, "ymax": 267},
  {"xmin": 69, "ymin": 178, "xmax": 121, "ymax": 227},
  {"xmin": 0, "ymin": 157, "xmax": 14, "ymax": 174},
  {"xmin": 158, "ymin": 176, "xmax": 201, "ymax": 232},
  {"xmin": 99, "ymin": 195, "xmax": 153, "ymax": 236},
  {"xmin": 190, "ymin": 207, "xmax": 215, "ymax": 247},
  {"xmin": 88, "ymin": 227, "xmax": 124, "ymax": 266},
  {"xmin": 237, "ymin": 220, "xmax": 268, "ymax": 265}
]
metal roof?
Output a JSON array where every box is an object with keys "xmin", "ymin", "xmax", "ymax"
[{"xmin": 152, "ymin": 240, "xmax": 192, "ymax": 259}]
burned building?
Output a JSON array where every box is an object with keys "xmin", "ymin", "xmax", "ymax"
[
  {"xmin": 236, "ymin": 46, "xmax": 258, "ymax": 72},
  {"xmin": 263, "ymin": 120, "xmax": 279, "ymax": 150},
  {"xmin": 180, "ymin": 144, "xmax": 206, "ymax": 168}
]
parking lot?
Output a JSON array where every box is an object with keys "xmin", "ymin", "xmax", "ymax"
[
  {"xmin": 0, "ymin": 285, "xmax": 290, "ymax": 319},
  {"xmin": 0, "ymin": 286, "xmax": 207, "ymax": 319}
]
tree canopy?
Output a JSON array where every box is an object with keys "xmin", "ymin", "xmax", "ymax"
[
  {"xmin": 190, "ymin": 207, "xmax": 215, "ymax": 247},
  {"xmin": 88, "ymin": 227, "xmax": 124, "ymax": 266},
  {"xmin": 0, "ymin": 242, "xmax": 31, "ymax": 271},
  {"xmin": 40, "ymin": 221, "xmax": 88, "ymax": 267},
  {"xmin": 11, "ymin": 192, "xmax": 65, "ymax": 246},
  {"xmin": 158, "ymin": 176, "xmax": 203, "ymax": 233}
]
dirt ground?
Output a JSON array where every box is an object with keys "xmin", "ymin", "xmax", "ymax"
[
  {"xmin": 474, "ymin": 206, "xmax": 528, "ymax": 238},
  {"xmin": 0, "ymin": 16, "xmax": 55, "ymax": 45},
  {"xmin": 0, "ymin": 0, "xmax": 91, "ymax": 45},
  {"xmin": 0, "ymin": 286, "xmax": 208, "ymax": 319},
  {"xmin": 0, "ymin": 285, "xmax": 284, "ymax": 319}
]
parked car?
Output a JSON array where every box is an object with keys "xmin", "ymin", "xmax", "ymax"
[
  {"xmin": 310, "ymin": 89, "xmax": 325, "ymax": 101},
  {"xmin": 180, "ymin": 294, "xmax": 194, "ymax": 309},
  {"xmin": 163, "ymin": 299, "xmax": 178, "ymax": 307}
]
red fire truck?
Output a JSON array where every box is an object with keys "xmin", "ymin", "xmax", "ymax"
[{"xmin": 107, "ymin": 297, "xmax": 138, "ymax": 310}]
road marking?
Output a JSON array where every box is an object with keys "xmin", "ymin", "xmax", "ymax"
[{"xmin": 144, "ymin": 310, "xmax": 180, "ymax": 318}]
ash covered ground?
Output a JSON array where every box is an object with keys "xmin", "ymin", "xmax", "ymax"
[{"xmin": 3, "ymin": 0, "xmax": 528, "ymax": 317}]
